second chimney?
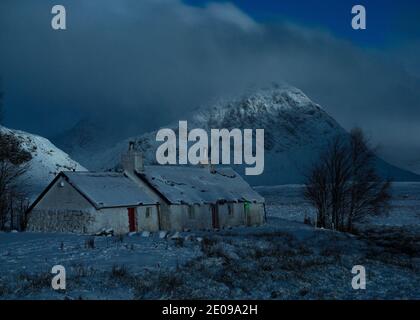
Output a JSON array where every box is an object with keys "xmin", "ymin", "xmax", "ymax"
[{"xmin": 122, "ymin": 141, "xmax": 144, "ymax": 174}]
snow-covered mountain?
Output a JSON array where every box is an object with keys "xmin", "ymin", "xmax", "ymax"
[
  {"xmin": 53, "ymin": 118, "xmax": 103, "ymax": 155},
  {"xmin": 52, "ymin": 117, "xmax": 155, "ymax": 166},
  {"xmin": 59, "ymin": 85, "xmax": 420, "ymax": 185},
  {"xmin": 0, "ymin": 126, "xmax": 86, "ymax": 198},
  {"xmin": 403, "ymin": 158, "xmax": 420, "ymax": 176},
  {"xmin": 52, "ymin": 118, "xmax": 124, "ymax": 167}
]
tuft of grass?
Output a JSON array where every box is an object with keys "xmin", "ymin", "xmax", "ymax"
[
  {"xmin": 173, "ymin": 237, "xmax": 185, "ymax": 247},
  {"xmin": 0, "ymin": 280, "xmax": 11, "ymax": 296},
  {"xmin": 18, "ymin": 272, "xmax": 51, "ymax": 292},
  {"xmin": 133, "ymin": 269, "xmax": 186, "ymax": 299},
  {"xmin": 155, "ymin": 272, "xmax": 184, "ymax": 294},
  {"xmin": 111, "ymin": 265, "xmax": 128, "ymax": 278},
  {"xmin": 200, "ymin": 236, "xmax": 220, "ymax": 254},
  {"xmin": 71, "ymin": 263, "xmax": 96, "ymax": 281},
  {"xmin": 84, "ymin": 237, "xmax": 95, "ymax": 249}
]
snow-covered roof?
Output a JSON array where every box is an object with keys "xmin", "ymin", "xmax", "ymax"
[
  {"xmin": 62, "ymin": 172, "xmax": 156, "ymax": 209},
  {"xmin": 137, "ymin": 165, "xmax": 265, "ymax": 205}
]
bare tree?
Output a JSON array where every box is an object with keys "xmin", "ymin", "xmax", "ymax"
[
  {"xmin": 304, "ymin": 128, "xmax": 391, "ymax": 232},
  {"xmin": 325, "ymin": 136, "xmax": 352, "ymax": 230},
  {"xmin": 346, "ymin": 128, "xmax": 391, "ymax": 231},
  {"xmin": 0, "ymin": 132, "xmax": 32, "ymax": 230},
  {"xmin": 304, "ymin": 161, "xmax": 329, "ymax": 228}
]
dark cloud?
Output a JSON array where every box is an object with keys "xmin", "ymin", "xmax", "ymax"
[{"xmin": 0, "ymin": 0, "xmax": 419, "ymax": 167}]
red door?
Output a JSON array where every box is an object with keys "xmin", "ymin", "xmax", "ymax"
[
  {"xmin": 211, "ymin": 205, "xmax": 219, "ymax": 229},
  {"xmin": 128, "ymin": 208, "xmax": 137, "ymax": 232}
]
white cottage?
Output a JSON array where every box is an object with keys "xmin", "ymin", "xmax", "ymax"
[
  {"xmin": 27, "ymin": 147, "xmax": 266, "ymax": 234},
  {"xmin": 26, "ymin": 171, "xmax": 159, "ymax": 234}
]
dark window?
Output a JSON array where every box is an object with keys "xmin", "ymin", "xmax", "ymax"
[
  {"xmin": 145, "ymin": 207, "xmax": 151, "ymax": 218},
  {"xmin": 228, "ymin": 203, "xmax": 234, "ymax": 216},
  {"xmin": 188, "ymin": 206, "xmax": 195, "ymax": 219}
]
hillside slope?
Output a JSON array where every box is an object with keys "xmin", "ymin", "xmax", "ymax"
[{"xmin": 0, "ymin": 126, "xmax": 86, "ymax": 198}]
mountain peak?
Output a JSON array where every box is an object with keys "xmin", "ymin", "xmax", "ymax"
[{"xmin": 208, "ymin": 85, "xmax": 316, "ymax": 113}]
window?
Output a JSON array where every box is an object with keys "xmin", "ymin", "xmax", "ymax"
[
  {"xmin": 228, "ymin": 203, "xmax": 234, "ymax": 217},
  {"xmin": 188, "ymin": 206, "xmax": 195, "ymax": 219},
  {"xmin": 145, "ymin": 207, "xmax": 151, "ymax": 218}
]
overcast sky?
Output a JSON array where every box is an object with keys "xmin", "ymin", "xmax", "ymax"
[{"xmin": 0, "ymin": 0, "xmax": 419, "ymax": 166}]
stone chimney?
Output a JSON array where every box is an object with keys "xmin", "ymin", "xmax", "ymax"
[{"xmin": 122, "ymin": 141, "xmax": 144, "ymax": 173}]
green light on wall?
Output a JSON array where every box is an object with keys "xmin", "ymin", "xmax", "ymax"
[{"xmin": 244, "ymin": 201, "xmax": 250, "ymax": 210}]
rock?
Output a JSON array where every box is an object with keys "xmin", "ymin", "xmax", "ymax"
[
  {"xmin": 128, "ymin": 232, "xmax": 137, "ymax": 237},
  {"xmin": 95, "ymin": 228, "xmax": 114, "ymax": 236},
  {"xmin": 159, "ymin": 231, "xmax": 168, "ymax": 239},
  {"xmin": 212, "ymin": 243, "xmax": 240, "ymax": 261},
  {"xmin": 171, "ymin": 232, "xmax": 181, "ymax": 239},
  {"xmin": 141, "ymin": 231, "xmax": 150, "ymax": 237}
]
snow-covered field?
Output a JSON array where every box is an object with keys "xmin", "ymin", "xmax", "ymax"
[{"xmin": 0, "ymin": 183, "xmax": 419, "ymax": 300}]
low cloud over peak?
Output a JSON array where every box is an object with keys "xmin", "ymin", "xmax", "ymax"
[{"xmin": 0, "ymin": 0, "xmax": 419, "ymax": 169}]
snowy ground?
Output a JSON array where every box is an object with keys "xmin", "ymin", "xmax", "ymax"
[{"xmin": 0, "ymin": 183, "xmax": 419, "ymax": 300}]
